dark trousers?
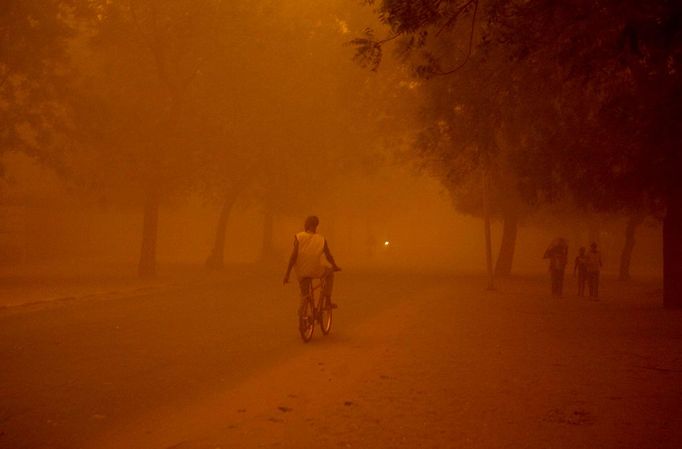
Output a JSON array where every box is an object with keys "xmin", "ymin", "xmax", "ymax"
[
  {"xmin": 588, "ymin": 271, "xmax": 600, "ymax": 297},
  {"xmin": 551, "ymin": 269, "xmax": 565, "ymax": 297}
]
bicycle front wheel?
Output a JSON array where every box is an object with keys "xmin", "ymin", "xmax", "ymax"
[{"xmin": 299, "ymin": 297, "xmax": 314, "ymax": 342}]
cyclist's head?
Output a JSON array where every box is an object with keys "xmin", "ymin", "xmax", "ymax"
[{"xmin": 304, "ymin": 215, "xmax": 319, "ymax": 232}]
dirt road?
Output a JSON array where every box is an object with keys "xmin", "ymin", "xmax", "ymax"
[{"xmin": 1, "ymin": 272, "xmax": 681, "ymax": 448}]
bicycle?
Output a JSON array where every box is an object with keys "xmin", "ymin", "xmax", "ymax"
[{"xmin": 298, "ymin": 277, "xmax": 333, "ymax": 342}]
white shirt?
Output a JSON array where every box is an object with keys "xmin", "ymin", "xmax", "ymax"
[{"xmin": 295, "ymin": 231, "xmax": 326, "ymax": 279}]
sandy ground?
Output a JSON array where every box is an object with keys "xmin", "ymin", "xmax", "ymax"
[{"xmin": 1, "ymin": 270, "xmax": 681, "ymax": 449}]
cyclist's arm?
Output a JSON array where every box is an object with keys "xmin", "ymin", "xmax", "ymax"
[
  {"xmin": 283, "ymin": 237, "xmax": 298, "ymax": 284},
  {"xmin": 323, "ymin": 240, "xmax": 340, "ymax": 271}
]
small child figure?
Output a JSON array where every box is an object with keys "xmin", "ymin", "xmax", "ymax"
[{"xmin": 574, "ymin": 247, "xmax": 588, "ymax": 297}]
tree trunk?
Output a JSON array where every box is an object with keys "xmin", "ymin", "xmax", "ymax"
[
  {"xmin": 138, "ymin": 192, "xmax": 159, "ymax": 278},
  {"xmin": 482, "ymin": 171, "xmax": 495, "ymax": 290},
  {"xmin": 495, "ymin": 212, "xmax": 518, "ymax": 277},
  {"xmin": 205, "ymin": 191, "xmax": 238, "ymax": 270},
  {"xmin": 618, "ymin": 213, "xmax": 644, "ymax": 281},
  {"xmin": 663, "ymin": 193, "xmax": 682, "ymax": 308},
  {"xmin": 261, "ymin": 207, "xmax": 275, "ymax": 262},
  {"xmin": 484, "ymin": 214, "xmax": 495, "ymax": 289}
]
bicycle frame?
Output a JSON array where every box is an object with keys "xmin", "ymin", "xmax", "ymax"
[{"xmin": 308, "ymin": 278, "xmax": 325, "ymax": 310}]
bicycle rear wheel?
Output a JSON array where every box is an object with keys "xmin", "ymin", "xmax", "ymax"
[
  {"xmin": 320, "ymin": 296, "xmax": 332, "ymax": 335},
  {"xmin": 299, "ymin": 296, "xmax": 314, "ymax": 342}
]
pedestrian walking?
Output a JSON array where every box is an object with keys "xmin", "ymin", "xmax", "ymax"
[
  {"xmin": 574, "ymin": 247, "xmax": 588, "ymax": 297},
  {"xmin": 544, "ymin": 238, "xmax": 568, "ymax": 297},
  {"xmin": 586, "ymin": 242, "xmax": 602, "ymax": 298}
]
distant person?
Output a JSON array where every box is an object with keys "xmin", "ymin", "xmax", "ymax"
[
  {"xmin": 585, "ymin": 242, "xmax": 602, "ymax": 298},
  {"xmin": 283, "ymin": 215, "xmax": 341, "ymax": 316},
  {"xmin": 544, "ymin": 238, "xmax": 568, "ymax": 297},
  {"xmin": 574, "ymin": 247, "xmax": 588, "ymax": 297}
]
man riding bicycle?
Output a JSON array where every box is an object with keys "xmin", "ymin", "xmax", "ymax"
[{"xmin": 283, "ymin": 216, "xmax": 341, "ymax": 315}]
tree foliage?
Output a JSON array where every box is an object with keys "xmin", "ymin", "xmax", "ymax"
[
  {"xmin": 0, "ymin": 1, "xmax": 90, "ymax": 172},
  {"xmin": 356, "ymin": 0, "xmax": 682, "ymax": 299}
]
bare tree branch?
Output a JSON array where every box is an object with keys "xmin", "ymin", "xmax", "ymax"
[
  {"xmin": 435, "ymin": 0, "xmax": 478, "ymax": 37},
  {"xmin": 434, "ymin": 0, "xmax": 478, "ymax": 76}
]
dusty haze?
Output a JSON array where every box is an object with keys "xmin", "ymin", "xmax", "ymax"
[
  {"xmin": 0, "ymin": 0, "xmax": 664, "ymax": 280},
  {"xmin": 0, "ymin": 150, "xmax": 664, "ymax": 276},
  {"xmin": 1, "ymin": 1, "xmax": 679, "ymax": 449}
]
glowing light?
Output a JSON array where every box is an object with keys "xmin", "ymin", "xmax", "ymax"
[
  {"xmin": 335, "ymin": 18, "xmax": 349, "ymax": 34},
  {"xmin": 384, "ymin": 241, "xmax": 390, "ymax": 246}
]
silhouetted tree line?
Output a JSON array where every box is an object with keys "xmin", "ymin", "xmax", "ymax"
[
  {"xmin": 3, "ymin": 1, "xmax": 679, "ymax": 305},
  {"xmin": 353, "ymin": 0, "xmax": 682, "ymax": 306},
  {"xmin": 2, "ymin": 1, "xmax": 386, "ymax": 277}
]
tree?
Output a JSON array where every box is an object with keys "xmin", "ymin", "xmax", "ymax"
[
  {"xmin": 0, "ymin": 1, "xmax": 89, "ymax": 173},
  {"xmin": 354, "ymin": 0, "xmax": 512, "ymax": 285},
  {"xmin": 356, "ymin": 0, "xmax": 682, "ymax": 305},
  {"xmin": 71, "ymin": 0, "xmax": 240, "ymax": 277},
  {"xmin": 619, "ymin": 212, "xmax": 646, "ymax": 281},
  {"xmin": 235, "ymin": 0, "xmax": 405, "ymax": 264},
  {"xmin": 485, "ymin": 0, "xmax": 682, "ymax": 305}
]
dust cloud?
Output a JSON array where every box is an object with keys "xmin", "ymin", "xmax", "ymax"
[
  {"xmin": 0, "ymin": 1, "xmax": 664, "ymax": 281},
  {"xmin": 0, "ymin": 1, "xmax": 677, "ymax": 448},
  {"xmin": 0, "ymin": 150, "xmax": 663, "ymax": 277}
]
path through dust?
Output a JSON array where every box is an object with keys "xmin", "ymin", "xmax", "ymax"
[{"xmin": 80, "ymin": 274, "xmax": 682, "ymax": 449}]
